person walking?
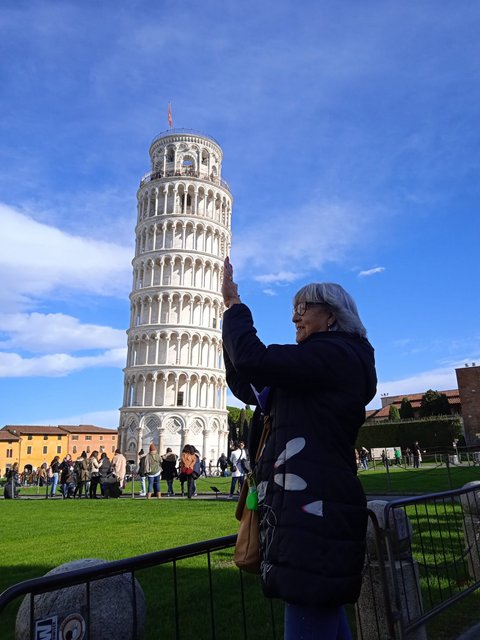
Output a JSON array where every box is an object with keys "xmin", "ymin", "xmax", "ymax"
[
  {"xmin": 217, "ymin": 453, "xmax": 228, "ymax": 476},
  {"xmin": 59, "ymin": 454, "xmax": 74, "ymax": 498},
  {"xmin": 180, "ymin": 444, "xmax": 196, "ymax": 498},
  {"xmin": 229, "ymin": 441, "xmax": 246, "ymax": 497},
  {"xmin": 37, "ymin": 463, "xmax": 48, "ymax": 487},
  {"xmin": 73, "ymin": 452, "xmax": 90, "ymax": 498},
  {"xmin": 145, "ymin": 443, "xmax": 162, "ymax": 499},
  {"xmin": 4, "ymin": 463, "xmax": 21, "ymax": 499},
  {"xmin": 222, "ymin": 257, "xmax": 377, "ymax": 640},
  {"xmin": 359, "ymin": 447, "xmax": 369, "ymax": 471},
  {"xmin": 88, "ymin": 451, "xmax": 101, "ymax": 498},
  {"xmin": 413, "ymin": 441, "xmax": 424, "ymax": 468},
  {"xmin": 161, "ymin": 447, "xmax": 178, "ymax": 496},
  {"xmin": 98, "ymin": 452, "xmax": 110, "ymax": 496},
  {"xmin": 111, "ymin": 449, "xmax": 127, "ymax": 489},
  {"xmin": 138, "ymin": 449, "xmax": 147, "ymax": 496},
  {"xmin": 49, "ymin": 455, "xmax": 61, "ymax": 498}
]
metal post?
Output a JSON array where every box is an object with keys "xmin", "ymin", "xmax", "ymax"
[
  {"xmin": 385, "ymin": 458, "xmax": 392, "ymax": 493},
  {"xmin": 445, "ymin": 455, "xmax": 453, "ymax": 489}
]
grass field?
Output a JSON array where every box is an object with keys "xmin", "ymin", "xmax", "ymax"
[
  {"xmin": 2, "ymin": 466, "xmax": 480, "ymax": 639},
  {"xmin": 359, "ymin": 460, "xmax": 480, "ymax": 494},
  {"xmin": 0, "ymin": 498, "xmax": 247, "ymax": 640}
]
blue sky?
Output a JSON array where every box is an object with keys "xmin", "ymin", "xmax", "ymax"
[{"xmin": 1, "ymin": 1, "xmax": 479, "ymax": 428}]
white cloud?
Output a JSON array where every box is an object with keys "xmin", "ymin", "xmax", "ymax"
[
  {"xmin": 255, "ymin": 271, "xmax": 301, "ymax": 284},
  {"xmin": 358, "ymin": 267, "xmax": 385, "ymax": 277},
  {"xmin": 368, "ymin": 365, "xmax": 461, "ymax": 409},
  {"xmin": 0, "ymin": 203, "xmax": 132, "ymax": 310},
  {"xmin": 262, "ymin": 288, "xmax": 277, "ymax": 296},
  {"xmin": 0, "ymin": 312, "xmax": 125, "ymax": 353},
  {"xmin": 232, "ymin": 199, "xmax": 375, "ymax": 286},
  {"xmin": 0, "ymin": 348, "xmax": 126, "ymax": 378}
]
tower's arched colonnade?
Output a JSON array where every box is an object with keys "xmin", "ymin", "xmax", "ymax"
[{"xmin": 118, "ymin": 130, "xmax": 232, "ymax": 463}]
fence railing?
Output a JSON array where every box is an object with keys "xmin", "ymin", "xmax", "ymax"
[
  {"xmin": 380, "ymin": 486, "xmax": 480, "ymax": 638},
  {"xmin": 140, "ymin": 167, "xmax": 230, "ymax": 192}
]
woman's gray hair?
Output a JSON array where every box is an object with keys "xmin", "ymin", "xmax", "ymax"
[{"xmin": 293, "ymin": 283, "xmax": 367, "ymax": 337}]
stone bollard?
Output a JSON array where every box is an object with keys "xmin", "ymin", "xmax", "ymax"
[
  {"xmin": 16, "ymin": 558, "xmax": 146, "ymax": 640},
  {"xmin": 356, "ymin": 501, "xmax": 427, "ymax": 640},
  {"xmin": 459, "ymin": 481, "xmax": 480, "ymax": 581}
]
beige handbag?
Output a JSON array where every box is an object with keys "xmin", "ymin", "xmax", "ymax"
[{"xmin": 234, "ymin": 416, "xmax": 271, "ymax": 573}]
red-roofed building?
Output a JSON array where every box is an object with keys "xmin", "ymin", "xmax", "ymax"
[
  {"xmin": 58, "ymin": 425, "xmax": 118, "ymax": 458},
  {"xmin": 365, "ymin": 389, "xmax": 461, "ymax": 423},
  {"xmin": 0, "ymin": 425, "xmax": 118, "ymax": 472},
  {"xmin": 0, "ymin": 429, "xmax": 21, "ymax": 473}
]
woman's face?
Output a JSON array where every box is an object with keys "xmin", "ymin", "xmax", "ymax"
[{"xmin": 292, "ymin": 304, "xmax": 334, "ymax": 343}]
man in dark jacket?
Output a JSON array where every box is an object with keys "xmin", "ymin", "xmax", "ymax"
[
  {"xmin": 222, "ymin": 258, "xmax": 377, "ymax": 640},
  {"xmin": 161, "ymin": 448, "xmax": 178, "ymax": 496},
  {"xmin": 217, "ymin": 453, "xmax": 228, "ymax": 476}
]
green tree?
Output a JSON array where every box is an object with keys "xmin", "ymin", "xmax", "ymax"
[
  {"xmin": 399, "ymin": 397, "xmax": 415, "ymax": 419},
  {"xmin": 227, "ymin": 405, "xmax": 254, "ymax": 447},
  {"xmin": 389, "ymin": 404, "xmax": 401, "ymax": 421},
  {"xmin": 420, "ymin": 390, "xmax": 451, "ymax": 417}
]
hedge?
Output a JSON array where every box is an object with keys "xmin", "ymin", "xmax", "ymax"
[{"xmin": 355, "ymin": 416, "xmax": 463, "ymax": 451}]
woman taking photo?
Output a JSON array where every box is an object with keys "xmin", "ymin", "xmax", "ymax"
[{"xmin": 222, "ymin": 257, "xmax": 377, "ymax": 640}]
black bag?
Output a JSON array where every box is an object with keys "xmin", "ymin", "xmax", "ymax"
[
  {"xmin": 230, "ymin": 464, "xmax": 237, "ymax": 473},
  {"xmin": 240, "ymin": 458, "xmax": 250, "ymax": 474},
  {"xmin": 104, "ymin": 474, "xmax": 122, "ymax": 498}
]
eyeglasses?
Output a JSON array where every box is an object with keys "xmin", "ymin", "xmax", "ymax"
[{"xmin": 293, "ymin": 302, "xmax": 326, "ymax": 316}]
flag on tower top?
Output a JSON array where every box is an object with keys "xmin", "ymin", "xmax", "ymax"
[{"xmin": 167, "ymin": 102, "xmax": 173, "ymax": 128}]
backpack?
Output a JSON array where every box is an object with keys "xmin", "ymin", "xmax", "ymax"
[
  {"xmin": 146, "ymin": 453, "xmax": 161, "ymax": 475},
  {"xmin": 74, "ymin": 460, "xmax": 83, "ymax": 478},
  {"xmin": 192, "ymin": 455, "xmax": 201, "ymax": 480}
]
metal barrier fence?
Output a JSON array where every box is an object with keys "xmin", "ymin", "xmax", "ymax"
[
  {"xmin": 378, "ymin": 486, "xmax": 480, "ymax": 638},
  {"xmin": 0, "ymin": 523, "xmax": 389, "ymax": 640},
  {"xmin": 1, "ymin": 486, "xmax": 480, "ymax": 639}
]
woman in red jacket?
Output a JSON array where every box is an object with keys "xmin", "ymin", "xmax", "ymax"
[{"xmin": 179, "ymin": 444, "xmax": 196, "ymax": 499}]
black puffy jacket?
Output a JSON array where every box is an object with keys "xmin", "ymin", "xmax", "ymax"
[{"xmin": 223, "ymin": 303, "xmax": 377, "ymax": 607}]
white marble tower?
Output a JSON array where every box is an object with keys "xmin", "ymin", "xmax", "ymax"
[{"xmin": 118, "ymin": 129, "xmax": 232, "ymax": 462}]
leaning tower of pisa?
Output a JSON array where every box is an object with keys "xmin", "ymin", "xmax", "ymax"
[{"xmin": 118, "ymin": 129, "xmax": 232, "ymax": 463}]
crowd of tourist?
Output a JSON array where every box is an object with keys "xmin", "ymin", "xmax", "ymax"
[{"xmin": 2, "ymin": 441, "xmax": 251, "ymax": 499}]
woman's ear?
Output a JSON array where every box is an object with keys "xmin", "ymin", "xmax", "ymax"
[{"xmin": 327, "ymin": 312, "xmax": 337, "ymax": 329}]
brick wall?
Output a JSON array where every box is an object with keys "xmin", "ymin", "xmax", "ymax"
[{"xmin": 456, "ymin": 365, "xmax": 480, "ymax": 445}]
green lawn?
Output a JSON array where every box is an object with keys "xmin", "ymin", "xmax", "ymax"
[
  {"xmin": 358, "ymin": 461, "xmax": 480, "ymax": 494},
  {"xmin": 0, "ymin": 498, "xmax": 266, "ymax": 640}
]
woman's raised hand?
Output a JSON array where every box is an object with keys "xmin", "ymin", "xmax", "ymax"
[{"xmin": 222, "ymin": 257, "xmax": 241, "ymax": 308}]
